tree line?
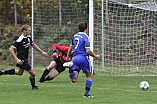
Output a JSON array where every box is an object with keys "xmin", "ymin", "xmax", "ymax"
[{"xmin": 0, "ymin": 0, "xmax": 32, "ymax": 25}]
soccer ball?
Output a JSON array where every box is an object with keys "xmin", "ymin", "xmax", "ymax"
[{"xmin": 140, "ymin": 81, "xmax": 149, "ymax": 90}]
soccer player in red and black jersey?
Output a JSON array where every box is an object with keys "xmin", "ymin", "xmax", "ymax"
[
  {"xmin": 0, "ymin": 25, "xmax": 48, "ymax": 89},
  {"xmin": 38, "ymin": 44, "xmax": 79, "ymax": 83}
]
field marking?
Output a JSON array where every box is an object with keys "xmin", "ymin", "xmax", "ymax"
[
  {"xmin": 0, "ymin": 82, "xmax": 30, "ymax": 86},
  {"xmin": 0, "ymin": 82, "xmax": 157, "ymax": 92},
  {"xmin": 99, "ymin": 87, "xmax": 157, "ymax": 92}
]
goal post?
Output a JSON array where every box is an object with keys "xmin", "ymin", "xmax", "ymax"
[
  {"xmin": 89, "ymin": 0, "xmax": 94, "ymax": 73},
  {"xmin": 31, "ymin": 0, "xmax": 34, "ymax": 68}
]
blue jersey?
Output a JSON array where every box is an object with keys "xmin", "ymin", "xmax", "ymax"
[
  {"xmin": 71, "ymin": 32, "xmax": 90, "ymax": 57},
  {"xmin": 69, "ymin": 32, "xmax": 92, "ymax": 74}
]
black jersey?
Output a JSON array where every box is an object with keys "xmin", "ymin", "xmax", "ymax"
[{"xmin": 12, "ymin": 34, "xmax": 33, "ymax": 60}]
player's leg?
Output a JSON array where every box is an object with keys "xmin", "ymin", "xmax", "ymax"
[
  {"xmin": 84, "ymin": 72, "xmax": 93, "ymax": 97},
  {"xmin": 79, "ymin": 56, "xmax": 93, "ymax": 97},
  {"xmin": 20, "ymin": 60, "xmax": 39, "ymax": 89},
  {"xmin": 43, "ymin": 69, "xmax": 59, "ymax": 82},
  {"xmin": 0, "ymin": 69, "xmax": 16, "ymax": 75},
  {"xmin": 15, "ymin": 68, "xmax": 24, "ymax": 75},
  {"xmin": 27, "ymin": 69, "xmax": 39, "ymax": 89},
  {"xmin": 70, "ymin": 70, "xmax": 79, "ymax": 83},
  {"xmin": 0, "ymin": 68, "xmax": 24, "ymax": 76},
  {"xmin": 43, "ymin": 61, "xmax": 66, "ymax": 82},
  {"xmin": 38, "ymin": 61, "xmax": 57, "ymax": 83},
  {"xmin": 68, "ymin": 56, "xmax": 80, "ymax": 83}
]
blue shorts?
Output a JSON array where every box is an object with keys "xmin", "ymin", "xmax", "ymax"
[{"xmin": 69, "ymin": 55, "xmax": 92, "ymax": 73}]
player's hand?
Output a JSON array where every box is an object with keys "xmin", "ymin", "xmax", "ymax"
[
  {"xmin": 17, "ymin": 59, "xmax": 23, "ymax": 65},
  {"xmin": 42, "ymin": 52, "xmax": 48, "ymax": 57},
  {"xmin": 95, "ymin": 55, "xmax": 100, "ymax": 59},
  {"xmin": 52, "ymin": 53, "xmax": 57, "ymax": 58}
]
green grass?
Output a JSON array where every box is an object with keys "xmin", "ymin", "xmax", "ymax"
[{"xmin": 1, "ymin": 65, "xmax": 157, "ymax": 104}]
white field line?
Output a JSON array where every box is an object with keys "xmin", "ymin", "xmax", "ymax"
[{"xmin": 0, "ymin": 82, "xmax": 157, "ymax": 92}]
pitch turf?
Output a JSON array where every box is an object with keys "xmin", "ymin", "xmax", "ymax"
[{"xmin": 0, "ymin": 65, "xmax": 157, "ymax": 104}]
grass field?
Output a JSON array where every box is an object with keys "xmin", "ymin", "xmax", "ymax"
[{"xmin": 1, "ymin": 64, "xmax": 157, "ymax": 104}]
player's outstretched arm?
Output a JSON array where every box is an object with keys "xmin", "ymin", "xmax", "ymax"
[{"xmin": 31, "ymin": 43, "xmax": 48, "ymax": 57}]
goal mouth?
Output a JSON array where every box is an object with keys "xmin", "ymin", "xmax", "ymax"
[{"xmin": 32, "ymin": 0, "xmax": 157, "ymax": 76}]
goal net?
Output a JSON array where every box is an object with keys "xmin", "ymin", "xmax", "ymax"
[
  {"xmin": 94, "ymin": 0, "xmax": 157, "ymax": 76},
  {"xmin": 33, "ymin": 0, "xmax": 157, "ymax": 76},
  {"xmin": 33, "ymin": 0, "xmax": 89, "ymax": 66}
]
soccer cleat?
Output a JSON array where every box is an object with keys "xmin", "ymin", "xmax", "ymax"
[
  {"xmin": 0, "ymin": 70, "xmax": 3, "ymax": 76},
  {"xmin": 70, "ymin": 81, "xmax": 76, "ymax": 83},
  {"xmin": 37, "ymin": 77, "xmax": 47, "ymax": 83},
  {"xmin": 37, "ymin": 79, "xmax": 45, "ymax": 83},
  {"xmin": 32, "ymin": 86, "xmax": 39, "ymax": 90},
  {"xmin": 84, "ymin": 94, "xmax": 93, "ymax": 98},
  {"xmin": 37, "ymin": 80, "xmax": 42, "ymax": 83},
  {"xmin": 63, "ymin": 62, "xmax": 73, "ymax": 68}
]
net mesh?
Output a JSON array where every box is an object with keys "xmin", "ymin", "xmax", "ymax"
[
  {"xmin": 94, "ymin": 0, "xmax": 157, "ymax": 76},
  {"xmin": 33, "ymin": 0, "xmax": 157, "ymax": 76},
  {"xmin": 33, "ymin": 0, "xmax": 89, "ymax": 66}
]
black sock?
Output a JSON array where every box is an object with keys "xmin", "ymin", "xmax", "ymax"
[
  {"xmin": 4, "ymin": 69, "xmax": 15, "ymax": 75},
  {"xmin": 44, "ymin": 75, "xmax": 54, "ymax": 81},
  {"xmin": 29, "ymin": 78, "xmax": 36, "ymax": 87},
  {"xmin": 47, "ymin": 75, "xmax": 54, "ymax": 80},
  {"xmin": 40, "ymin": 69, "xmax": 50, "ymax": 80}
]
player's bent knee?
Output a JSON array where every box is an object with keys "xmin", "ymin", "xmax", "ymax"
[
  {"xmin": 30, "ymin": 73, "xmax": 35, "ymax": 77},
  {"xmin": 17, "ymin": 73, "xmax": 23, "ymax": 76},
  {"xmin": 30, "ymin": 75, "xmax": 35, "ymax": 78},
  {"xmin": 71, "ymin": 80, "xmax": 77, "ymax": 83},
  {"xmin": 69, "ymin": 71, "xmax": 75, "ymax": 79},
  {"xmin": 32, "ymin": 74, "xmax": 36, "ymax": 77}
]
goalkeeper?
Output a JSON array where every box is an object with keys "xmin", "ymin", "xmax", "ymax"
[{"xmin": 38, "ymin": 44, "xmax": 79, "ymax": 83}]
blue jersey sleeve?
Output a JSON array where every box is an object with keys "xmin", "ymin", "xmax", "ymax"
[
  {"xmin": 84, "ymin": 35, "xmax": 90, "ymax": 48},
  {"xmin": 71, "ymin": 37, "xmax": 74, "ymax": 46}
]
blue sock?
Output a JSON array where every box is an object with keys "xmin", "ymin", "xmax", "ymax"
[{"xmin": 85, "ymin": 79, "xmax": 92, "ymax": 96}]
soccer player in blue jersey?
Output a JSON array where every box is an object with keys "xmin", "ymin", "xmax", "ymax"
[
  {"xmin": 0, "ymin": 25, "xmax": 48, "ymax": 89},
  {"xmin": 66, "ymin": 22, "xmax": 100, "ymax": 97}
]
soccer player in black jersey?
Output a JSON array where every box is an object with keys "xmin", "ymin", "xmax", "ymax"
[{"xmin": 0, "ymin": 25, "xmax": 48, "ymax": 89}]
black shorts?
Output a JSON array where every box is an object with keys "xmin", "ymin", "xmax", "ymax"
[
  {"xmin": 54, "ymin": 56, "xmax": 66, "ymax": 74},
  {"xmin": 16, "ymin": 59, "xmax": 31, "ymax": 71}
]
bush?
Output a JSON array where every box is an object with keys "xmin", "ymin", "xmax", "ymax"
[{"xmin": 1, "ymin": 37, "xmax": 12, "ymax": 49}]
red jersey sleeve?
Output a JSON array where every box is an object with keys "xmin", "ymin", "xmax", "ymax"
[{"xmin": 52, "ymin": 44, "xmax": 69, "ymax": 52}]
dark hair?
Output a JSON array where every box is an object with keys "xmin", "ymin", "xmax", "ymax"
[
  {"xmin": 78, "ymin": 22, "xmax": 87, "ymax": 32},
  {"xmin": 22, "ymin": 25, "xmax": 30, "ymax": 32}
]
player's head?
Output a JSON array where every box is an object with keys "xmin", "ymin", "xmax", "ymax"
[
  {"xmin": 78, "ymin": 22, "xmax": 88, "ymax": 32},
  {"xmin": 22, "ymin": 25, "xmax": 31, "ymax": 36}
]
